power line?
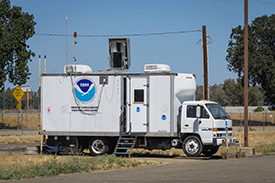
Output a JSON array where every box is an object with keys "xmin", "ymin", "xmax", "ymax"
[
  {"xmin": 35, "ymin": 30, "xmax": 201, "ymax": 38},
  {"xmin": 205, "ymin": 0, "xmax": 275, "ymax": 5}
]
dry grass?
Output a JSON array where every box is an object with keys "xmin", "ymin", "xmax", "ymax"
[
  {"xmin": 0, "ymin": 113, "xmax": 39, "ymax": 130},
  {"xmin": 233, "ymin": 130, "xmax": 275, "ymax": 146},
  {"xmin": 0, "ymin": 154, "xmax": 68, "ymax": 168},
  {"xmin": 228, "ymin": 111, "xmax": 275, "ymax": 124},
  {"xmin": 132, "ymin": 130, "xmax": 275, "ymax": 156},
  {"xmin": 0, "ymin": 154, "xmax": 160, "ymax": 180},
  {"xmin": 0, "ymin": 135, "xmax": 40, "ymax": 144}
]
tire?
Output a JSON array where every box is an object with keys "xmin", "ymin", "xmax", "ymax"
[
  {"xmin": 182, "ymin": 135, "xmax": 203, "ymax": 157},
  {"xmin": 89, "ymin": 138, "xmax": 109, "ymax": 156},
  {"xmin": 202, "ymin": 145, "xmax": 219, "ymax": 157}
]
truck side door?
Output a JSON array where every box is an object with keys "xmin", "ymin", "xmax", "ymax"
[
  {"xmin": 182, "ymin": 105, "xmax": 213, "ymax": 144},
  {"xmin": 126, "ymin": 76, "xmax": 148, "ymax": 133}
]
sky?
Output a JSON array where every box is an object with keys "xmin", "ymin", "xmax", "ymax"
[{"xmin": 7, "ymin": 0, "xmax": 275, "ymax": 91}]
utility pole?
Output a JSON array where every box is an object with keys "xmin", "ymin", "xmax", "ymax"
[
  {"xmin": 202, "ymin": 25, "xmax": 209, "ymax": 100},
  {"xmin": 244, "ymin": 0, "xmax": 249, "ymax": 147},
  {"xmin": 2, "ymin": 82, "xmax": 5, "ymax": 110}
]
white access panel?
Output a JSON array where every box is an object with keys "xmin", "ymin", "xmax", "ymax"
[
  {"xmin": 126, "ymin": 77, "xmax": 147, "ymax": 133},
  {"xmin": 41, "ymin": 75, "xmax": 121, "ymax": 133},
  {"xmin": 149, "ymin": 75, "xmax": 171, "ymax": 133}
]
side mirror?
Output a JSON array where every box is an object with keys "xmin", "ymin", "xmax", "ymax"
[{"xmin": 196, "ymin": 106, "xmax": 201, "ymax": 118}]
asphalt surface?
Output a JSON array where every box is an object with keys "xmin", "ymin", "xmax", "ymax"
[{"xmin": 2, "ymin": 154, "xmax": 275, "ymax": 183}]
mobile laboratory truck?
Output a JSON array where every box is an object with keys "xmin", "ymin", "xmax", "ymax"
[{"xmin": 41, "ymin": 38, "xmax": 236, "ymax": 157}]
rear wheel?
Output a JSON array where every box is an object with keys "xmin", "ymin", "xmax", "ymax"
[
  {"xmin": 202, "ymin": 145, "xmax": 219, "ymax": 157},
  {"xmin": 89, "ymin": 138, "xmax": 109, "ymax": 156},
  {"xmin": 182, "ymin": 136, "xmax": 203, "ymax": 157}
]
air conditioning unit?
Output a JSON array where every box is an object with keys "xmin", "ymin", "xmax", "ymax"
[
  {"xmin": 64, "ymin": 65, "xmax": 92, "ymax": 74},
  {"xmin": 144, "ymin": 64, "xmax": 171, "ymax": 73}
]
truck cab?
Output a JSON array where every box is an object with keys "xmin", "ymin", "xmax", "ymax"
[{"xmin": 180, "ymin": 100, "xmax": 235, "ymax": 157}]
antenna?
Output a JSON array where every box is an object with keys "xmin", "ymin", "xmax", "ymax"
[{"xmin": 66, "ymin": 16, "xmax": 68, "ymax": 67}]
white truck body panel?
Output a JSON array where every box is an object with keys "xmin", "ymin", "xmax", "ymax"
[
  {"xmin": 42, "ymin": 75, "xmax": 121, "ymax": 134},
  {"xmin": 41, "ymin": 73, "xmax": 196, "ymax": 137}
]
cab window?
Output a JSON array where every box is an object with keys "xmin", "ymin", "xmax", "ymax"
[
  {"xmin": 187, "ymin": 106, "xmax": 196, "ymax": 118},
  {"xmin": 187, "ymin": 105, "xmax": 209, "ymax": 118}
]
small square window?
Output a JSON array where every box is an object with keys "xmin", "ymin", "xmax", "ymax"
[{"xmin": 134, "ymin": 89, "xmax": 144, "ymax": 103}]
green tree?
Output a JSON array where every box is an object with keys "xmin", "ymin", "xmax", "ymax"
[
  {"xmin": 195, "ymin": 85, "xmax": 203, "ymax": 101},
  {"xmin": 4, "ymin": 87, "xmax": 16, "ymax": 109},
  {"xmin": 248, "ymin": 86, "xmax": 264, "ymax": 106},
  {"xmin": 0, "ymin": 0, "xmax": 36, "ymax": 90},
  {"xmin": 209, "ymin": 84, "xmax": 229, "ymax": 106},
  {"xmin": 222, "ymin": 78, "xmax": 264, "ymax": 106},
  {"xmin": 222, "ymin": 79, "xmax": 243, "ymax": 106},
  {"xmin": 226, "ymin": 14, "xmax": 275, "ymax": 104}
]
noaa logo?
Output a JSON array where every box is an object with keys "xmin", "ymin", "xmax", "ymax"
[
  {"xmin": 136, "ymin": 107, "xmax": 141, "ymax": 113},
  {"xmin": 161, "ymin": 115, "xmax": 167, "ymax": 120},
  {"xmin": 74, "ymin": 78, "xmax": 96, "ymax": 103}
]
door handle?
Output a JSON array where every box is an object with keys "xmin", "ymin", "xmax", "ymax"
[{"xmin": 199, "ymin": 120, "xmax": 202, "ymax": 124}]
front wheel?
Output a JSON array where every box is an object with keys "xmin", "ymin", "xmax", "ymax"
[
  {"xmin": 89, "ymin": 138, "xmax": 109, "ymax": 156},
  {"xmin": 182, "ymin": 136, "xmax": 203, "ymax": 157}
]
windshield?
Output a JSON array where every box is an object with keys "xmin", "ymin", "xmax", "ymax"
[{"xmin": 205, "ymin": 103, "xmax": 230, "ymax": 119}]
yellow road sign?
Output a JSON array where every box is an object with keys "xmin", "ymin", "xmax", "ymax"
[
  {"xmin": 13, "ymin": 85, "xmax": 24, "ymax": 101},
  {"xmin": 16, "ymin": 102, "xmax": 21, "ymax": 110}
]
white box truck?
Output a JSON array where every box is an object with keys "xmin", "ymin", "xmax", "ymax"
[{"xmin": 41, "ymin": 39, "xmax": 235, "ymax": 157}]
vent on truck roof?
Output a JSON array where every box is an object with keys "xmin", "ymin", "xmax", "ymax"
[
  {"xmin": 64, "ymin": 65, "xmax": 92, "ymax": 74},
  {"xmin": 144, "ymin": 64, "xmax": 171, "ymax": 73}
]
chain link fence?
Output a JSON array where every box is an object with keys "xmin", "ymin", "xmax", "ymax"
[
  {"xmin": 228, "ymin": 112, "xmax": 275, "ymax": 130},
  {"xmin": 0, "ymin": 110, "xmax": 39, "ymax": 131}
]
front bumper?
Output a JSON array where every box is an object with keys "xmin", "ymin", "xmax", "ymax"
[{"xmin": 213, "ymin": 138, "xmax": 237, "ymax": 146}]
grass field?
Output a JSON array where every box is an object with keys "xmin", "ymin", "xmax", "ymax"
[
  {"xmin": 0, "ymin": 154, "xmax": 159, "ymax": 180},
  {"xmin": 0, "ymin": 113, "xmax": 39, "ymax": 130},
  {"xmin": 228, "ymin": 111, "xmax": 275, "ymax": 124},
  {"xmin": 0, "ymin": 135, "xmax": 40, "ymax": 144}
]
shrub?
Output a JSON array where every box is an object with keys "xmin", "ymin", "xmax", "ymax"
[{"xmin": 253, "ymin": 106, "xmax": 264, "ymax": 112}]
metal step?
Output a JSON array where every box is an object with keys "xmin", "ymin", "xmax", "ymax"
[
  {"xmin": 114, "ymin": 136, "xmax": 137, "ymax": 157},
  {"xmin": 114, "ymin": 152, "xmax": 129, "ymax": 155},
  {"xmin": 116, "ymin": 147, "xmax": 131, "ymax": 150},
  {"xmin": 117, "ymin": 142, "xmax": 135, "ymax": 145},
  {"xmin": 120, "ymin": 137, "xmax": 136, "ymax": 140}
]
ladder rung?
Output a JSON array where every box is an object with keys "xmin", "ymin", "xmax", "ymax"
[
  {"xmin": 118, "ymin": 142, "xmax": 134, "ymax": 145},
  {"xmin": 116, "ymin": 147, "xmax": 130, "ymax": 150},
  {"xmin": 114, "ymin": 152, "xmax": 130, "ymax": 155},
  {"xmin": 120, "ymin": 137, "xmax": 136, "ymax": 140}
]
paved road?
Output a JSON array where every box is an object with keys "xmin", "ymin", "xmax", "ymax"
[{"xmin": 4, "ymin": 154, "xmax": 275, "ymax": 183}]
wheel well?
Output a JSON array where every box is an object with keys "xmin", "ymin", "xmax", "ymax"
[
  {"xmin": 181, "ymin": 133, "xmax": 202, "ymax": 143},
  {"xmin": 79, "ymin": 136, "xmax": 118, "ymax": 150}
]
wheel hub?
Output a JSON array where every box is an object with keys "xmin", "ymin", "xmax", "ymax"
[
  {"xmin": 186, "ymin": 140, "xmax": 199, "ymax": 154},
  {"xmin": 91, "ymin": 140, "xmax": 104, "ymax": 154}
]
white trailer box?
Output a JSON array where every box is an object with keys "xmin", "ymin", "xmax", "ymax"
[{"xmin": 42, "ymin": 72, "xmax": 195, "ymax": 136}]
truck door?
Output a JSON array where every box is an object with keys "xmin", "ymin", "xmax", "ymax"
[
  {"xmin": 182, "ymin": 105, "xmax": 213, "ymax": 144},
  {"xmin": 126, "ymin": 76, "xmax": 147, "ymax": 133}
]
